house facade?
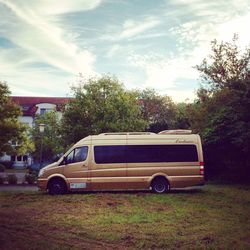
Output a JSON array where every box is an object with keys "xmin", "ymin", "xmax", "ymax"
[{"xmin": 0, "ymin": 96, "xmax": 70, "ymax": 168}]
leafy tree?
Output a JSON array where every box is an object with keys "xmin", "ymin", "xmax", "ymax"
[
  {"xmin": 61, "ymin": 75, "xmax": 147, "ymax": 144},
  {"xmin": 139, "ymin": 89, "xmax": 177, "ymax": 133},
  {"xmin": 192, "ymin": 35, "xmax": 250, "ymax": 181},
  {"xmin": 174, "ymin": 102, "xmax": 190, "ymax": 129},
  {"xmin": 0, "ymin": 81, "xmax": 34, "ymax": 156},
  {"xmin": 32, "ymin": 111, "xmax": 64, "ymax": 163}
]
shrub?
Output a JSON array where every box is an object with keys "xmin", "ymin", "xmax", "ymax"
[
  {"xmin": 0, "ymin": 176, "xmax": 5, "ymax": 184},
  {"xmin": 0, "ymin": 164, "xmax": 5, "ymax": 172},
  {"xmin": 1, "ymin": 161, "xmax": 14, "ymax": 169},
  {"xmin": 25, "ymin": 173, "xmax": 37, "ymax": 184},
  {"xmin": 7, "ymin": 174, "xmax": 17, "ymax": 184}
]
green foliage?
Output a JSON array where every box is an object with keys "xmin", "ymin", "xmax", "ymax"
[
  {"xmin": 139, "ymin": 88, "xmax": 177, "ymax": 132},
  {"xmin": 174, "ymin": 102, "xmax": 190, "ymax": 129},
  {"xmin": 31, "ymin": 111, "xmax": 64, "ymax": 162},
  {"xmin": 7, "ymin": 174, "xmax": 17, "ymax": 184},
  {"xmin": 62, "ymin": 75, "xmax": 147, "ymax": 144},
  {"xmin": 0, "ymin": 176, "xmax": 5, "ymax": 184},
  {"xmin": 192, "ymin": 35, "xmax": 250, "ymax": 181},
  {"xmin": 0, "ymin": 81, "xmax": 34, "ymax": 156},
  {"xmin": 1, "ymin": 161, "xmax": 14, "ymax": 169},
  {"xmin": 0, "ymin": 164, "xmax": 5, "ymax": 172},
  {"xmin": 25, "ymin": 173, "xmax": 37, "ymax": 184}
]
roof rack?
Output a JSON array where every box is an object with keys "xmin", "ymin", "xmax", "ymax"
[
  {"xmin": 98, "ymin": 132, "xmax": 155, "ymax": 136},
  {"xmin": 158, "ymin": 130, "xmax": 192, "ymax": 135}
]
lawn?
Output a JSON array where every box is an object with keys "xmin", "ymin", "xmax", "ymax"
[{"xmin": 0, "ymin": 184, "xmax": 250, "ymax": 249}]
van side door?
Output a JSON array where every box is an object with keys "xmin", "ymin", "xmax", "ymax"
[
  {"xmin": 90, "ymin": 144, "xmax": 127, "ymax": 190},
  {"xmin": 62, "ymin": 146, "xmax": 90, "ymax": 190}
]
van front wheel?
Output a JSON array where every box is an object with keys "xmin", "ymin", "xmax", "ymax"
[
  {"xmin": 48, "ymin": 178, "xmax": 67, "ymax": 195},
  {"xmin": 151, "ymin": 178, "xmax": 169, "ymax": 194}
]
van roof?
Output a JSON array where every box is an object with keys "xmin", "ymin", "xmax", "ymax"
[{"xmin": 74, "ymin": 130, "xmax": 199, "ymax": 146}]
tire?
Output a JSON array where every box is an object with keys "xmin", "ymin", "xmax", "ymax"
[
  {"xmin": 48, "ymin": 178, "xmax": 67, "ymax": 195},
  {"xmin": 151, "ymin": 177, "xmax": 169, "ymax": 194}
]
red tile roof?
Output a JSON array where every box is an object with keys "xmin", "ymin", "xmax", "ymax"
[{"xmin": 11, "ymin": 96, "xmax": 71, "ymax": 116}]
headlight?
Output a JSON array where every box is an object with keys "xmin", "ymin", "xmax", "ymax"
[{"xmin": 38, "ymin": 168, "xmax": 45, "ymax": 177}]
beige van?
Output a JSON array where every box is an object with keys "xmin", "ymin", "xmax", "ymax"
[{"xmin": 38, "ymin": 130, "xmax": 204, "ymax": 195}]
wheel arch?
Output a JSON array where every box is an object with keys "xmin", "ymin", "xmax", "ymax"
[
  {"xmin": 46, "ymin": 174, "xmax": 68, "ymax": 191},
  {"xmin": 149, "ymin": 173, "xmax": 171, "ymax": 190}
]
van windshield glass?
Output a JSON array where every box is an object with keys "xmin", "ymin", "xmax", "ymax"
[{"xmin": 66, "ymin": 146, "xmax": 88, "ymax": 164}]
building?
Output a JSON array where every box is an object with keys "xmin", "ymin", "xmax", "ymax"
[{"xmin": 0, "ymin": 96, "xmax": 70, "ymax": 168}]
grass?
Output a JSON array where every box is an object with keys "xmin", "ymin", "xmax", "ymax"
[{"xmin": 0, "ymin": 184, "xmax": 250, "ymax": 249}]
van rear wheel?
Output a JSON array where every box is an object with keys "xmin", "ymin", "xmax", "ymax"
[
  {"xmin": 151, "ymin": 178, "xmax": 169, "ymax": 194},
  {"xmin": 48, "ymin": 179, "xmax": 67, "ymax": 195}
]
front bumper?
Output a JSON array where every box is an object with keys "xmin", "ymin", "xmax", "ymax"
[{"xmin": 37, "ymin": 178, "xmax": 48, "ymax": 191}]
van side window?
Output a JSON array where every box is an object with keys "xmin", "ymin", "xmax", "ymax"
[
  {"xmin": 94, "ymin": 145, "xmax": 198, "ymax": 164},
  {"xmin": 94, "ymin": 145, "xmax": 126, "ymax": 164},
  {"xmin": 126, "ymin": 145, "xmax": 198, "ymax": 163},
  {"xmin": 66, "ymin": 146, "xmax": 88, "ymax": 164}
]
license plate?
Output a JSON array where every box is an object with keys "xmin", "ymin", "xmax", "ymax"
[{"xmin": 70, "ymin": 183, "xmax": 86, "ymax": 189}]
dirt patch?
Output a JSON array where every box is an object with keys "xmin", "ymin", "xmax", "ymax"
[{"xmin": 0, "ymin": 209, "xmax": 125, "ymax": 249}]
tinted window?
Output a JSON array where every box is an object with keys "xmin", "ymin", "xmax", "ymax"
[
  {"xmin": 94, "ymin": 145, "xmax": 198, "ymax": 164},
  {"xmin": 66, "ymin": 146, "xmax": 88, "ymax": 164},
  {"xmin": 94, "ymin": 145, "xmax": 126, "ymax": 164},
  {"xmin": 127, "ymin": 145, "xmax": 198, "ymax": 163}
]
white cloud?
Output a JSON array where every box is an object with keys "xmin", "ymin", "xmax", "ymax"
[
  {"xmin": 120, "ymin": 18, "xmax": 161, "ymax": 39},
  {"xmin": 106, "ymin": 44, "xmax": 122, "ymax": 58},
  {"xmin": 30, "ymin": 0, "xmax": 102, "ymax": 15},
  {"xmin": 1, "ymin": 67, "xmax": 74, "ymax": 97},
  {"xmin": 0, "ymin": 0, "xmax": 99, "ymax": 76},
  {"xmin": 217, "ymin": 13, "xmax": 250, "ymax": 49},
  {"xmin": 102, "ymin": 17, "xmax": 161, "ymax": 41},
  {"xmin": 128, "ymin": 53, "xmax": 199, "ymax": 88}
]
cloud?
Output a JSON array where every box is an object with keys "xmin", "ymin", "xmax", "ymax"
[
  {"xmin": 29, "ymin": 0, "xmax": 102, "ymax": 15},
  {"xmin": 106, "ymin": 44, "xmax": 122, "ymax": 58},
  {"xmin": 128, "ymin": 53, "xmax": 199, "ymax": 89},
  {"xmin": 0, "ymin": 0, "xmax": 99, "ymax": 75},
  {"xmin": 217, "ymin": 13, "xmax": 250, "ymax": 48},
  {"xmin": 120, "ymin": 18, "xmax": 161, "ymax": 39},
  {"xmin": 102, "ymin": 17, "xmax": 161, "ymax": 41}
]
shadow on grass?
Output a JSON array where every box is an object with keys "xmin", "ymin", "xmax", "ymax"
[{"xmin": 67, "ymin": 187, "xmax": 205, "ymax": 196}]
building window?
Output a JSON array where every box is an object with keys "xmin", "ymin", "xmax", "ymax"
[
  {"xmin": 40, "ymin": 108, "xmax": 46, "ymax": 115},
  {"xmin": 11, "ymin": 140, "xmax": 18, "ymax": 146},
  {"xmin": 40, "ymin": 108, "xmax": 53, "ymax": 115},
  {"xmin": 23, "ymin": 155, "xmax": 28, "ymax": 161},
  {"xmin": 11, "ymin": 156, "xmax": 16, "ymax": 162},
  {"xmin": 17, "ymin": 156, "xmax": 22, "ymax": 161}
]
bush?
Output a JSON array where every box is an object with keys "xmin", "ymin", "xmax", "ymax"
[
  {"xmin": 1, "ymin": 161, "xmax": 14, "ymax": 169},
  {"xmin": 25, "ymin": 173, "xmax": 37, "ymax": 184},
  {"xmin": 7, "ymin": 174, "xmax": 17, "ymax": 184},
  {"xmin": 0, "ymin": 164, "xmax": 5, "ymax": 172},
  {"xmin": 0, "ymin": 176, "xmax": 5, "ymax": 184}
]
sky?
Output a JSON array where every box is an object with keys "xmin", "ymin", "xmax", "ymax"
[{"xmin": 0, "ymin": 0, "xmax": 250, "ymax": 102}]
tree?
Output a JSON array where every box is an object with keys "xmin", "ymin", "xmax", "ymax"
[
  {"xmin": 0, "ymin": 81, "xmax": 34, "ymax": 156},
  {"xmin": 32, "ymin": 111, "xmax": 64, "ymax": 163},
  {"xmin": 61, "ymin": 75, "xmax": 147, "ymax": 144},
  {"xmin": 139, "ymin": 89, "xmax": 177, "ymax": 133},
  {"xmin": 192, "ymin": 35, "xmax": 250, "ymax": 181},
  {"xmin": 174, "ymin": 102, "xmax": 190, "ymax": 129}
]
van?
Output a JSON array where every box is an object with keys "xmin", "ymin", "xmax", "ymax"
[{"xmin": 37, "ymin": 130, "xmax": 204, "ymax": 195}]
